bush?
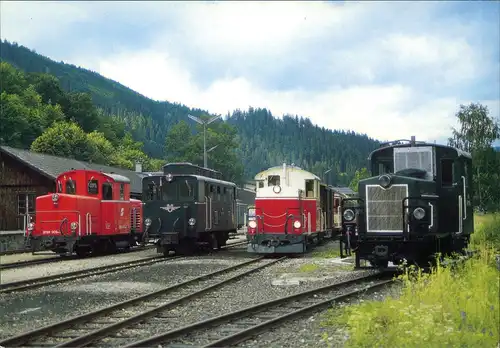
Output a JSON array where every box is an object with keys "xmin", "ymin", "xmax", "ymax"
[{"xmin": 322, "ymin": 216, "xmax": 500, "ymax": 347}]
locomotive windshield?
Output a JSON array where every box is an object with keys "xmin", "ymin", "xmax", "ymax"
[
  {"xmin": 393, "ymin": 146, "xmax": 435, "ymax": 180},
  {"xmin": 161, "ymin": 178, "xmax": 196, "ymax": 202}
]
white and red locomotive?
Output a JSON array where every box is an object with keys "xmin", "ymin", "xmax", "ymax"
[
  {"xmin": 25, "ymin": 169, "xmax": 144, "ymax": 257},
  {"xmin": 246, "ymin": 163, "xmax": 343, "ymax": 254}
]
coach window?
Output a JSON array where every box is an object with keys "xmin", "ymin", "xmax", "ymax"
[
  {"xmin": 102, "ymin": 183, "xmax": 113, "ymax": 200},
  {"xmin": 66, "ymin": 179, "xmax": 76, "ymax": 195},
  {"xmin": 268, "ymin": 175, "xmax": 280, "ymax": 186},
  {"xmin": 217, "ymin": 186, "xmax": 221, "ymax": 201},
  {"xmin": 441, "ymin": 159, "xmax": 454, "ymax": 187},
  {"xmin": 88, "ymin": 179, "xmax": 99, "ymax": 195},
  {"xmin": 223, "ymin": 187, "xmax": 227, "ymax": 202}
]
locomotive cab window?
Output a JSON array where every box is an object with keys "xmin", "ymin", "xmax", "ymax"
[
  {"xmin": 305, "ymin": 180, "xmax": 314, "ymax": 198},
  {"xmin": 66, "ymin": 180, "xmax": 76, "ymax": 195},
  {"xmin": 88, "ymin": 179, "xmax": 99, "ymax": 195},
  {"xmin": 102, "ymin": 183, "xmax": 113, "ymax": 200},
  {"xmin": 178, "ymin": 179, "xmax": 194, "ymax": 201},
  {"xmin": 268, "ymin": 175, "xmax": 280, "ymax": 186},
  {"xmin": 441, "ymin": 159, "xmax": 454, "ymax": 187}
]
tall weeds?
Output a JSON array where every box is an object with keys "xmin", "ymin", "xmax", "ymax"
[{"xmin": 323, "ymin": 214, "xmax": 500, "ymax": 347}]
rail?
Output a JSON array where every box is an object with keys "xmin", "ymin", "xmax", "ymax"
[
  {"xmin": 0, "ymin": 256, "xmax": 285, "ymax": 347},
  {"xmin": 125, "ymin": 272, "xmax": 394, "ymax": 347}
]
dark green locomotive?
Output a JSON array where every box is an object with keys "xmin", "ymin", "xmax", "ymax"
[
  {"xmin": 142, "ymin": 163, "xmax": 238, "ymax": 256},
  {"xmin": 340, "ymin": 137, "xmax": 474, "ymax": 268}
]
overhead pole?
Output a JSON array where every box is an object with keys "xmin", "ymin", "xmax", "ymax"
[{"xmin": 187, "ymin": 114, "xmax": 222, "ymax": 168}]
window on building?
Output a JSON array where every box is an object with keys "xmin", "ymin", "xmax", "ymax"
[
  {"xmin": 88, "ymin": 179, "xmax": 99, "ymax": 195},
  {"xmin": 119, "ymin": 183, "xmax": 125, "ymax": 200},
  {"xmin": 268, "ymin": 175, "xmax": 280, "ymax": 186},
  {"xmin": 17, "ymin": 193, "xmax": 35, "ymax": 215},
  {"xmin": 102, "ymin": 183, "xmax": 113, "ymax": 200},
  {"xmin": 66, "ymin": 180, "xmax": 76, "ymax": 194},
  {"xmin": 441, "ymin": 159, "xmax": 454, "ymax": 187}
]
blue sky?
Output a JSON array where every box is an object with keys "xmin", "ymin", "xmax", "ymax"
[{"xmin": 2, "ymin": 1, "xmax": 499, "ymax": 145}]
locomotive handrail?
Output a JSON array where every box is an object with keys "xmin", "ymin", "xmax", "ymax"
[
  {"xmin": 262, "ymin": 212, "xmax": 287, "ymax": 218},
  {"xmin": 205, "ymin": 196, "xmax": 209, "ymax": 231},
  {"xmin": 283, "ymin": 213, "xmax": 294, "ymax": 235},
  {"xmin": 461, "ymin": 176, "xmax": 467, "ymax": 220},
  {"xmin": 401, "ymin": 196, "xmax": 439, "ymax": 239},
  {"xmin": 86, "ymin": 213, "xmax": 92, "ymax": 236},
  {"xmin": 156, "ymin": 217, "xmax": 162, "ymax": 234},
  {"xmin": 59, "ymin": 218, "xmax": 68, "ymax": 236}
]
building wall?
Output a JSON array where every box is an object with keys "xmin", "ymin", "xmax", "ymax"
[{"xmin": 0, "ymin": 153, "xmax": 55, "ymax": 231}]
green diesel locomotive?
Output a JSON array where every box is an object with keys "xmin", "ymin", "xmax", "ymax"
[
  {"xmin": 142, "ymin": 163, "xmax": 238, "ymax": 256},
  {"xmin": 340, "ymin": 137, "xmax": 474, "ymax": 268}
]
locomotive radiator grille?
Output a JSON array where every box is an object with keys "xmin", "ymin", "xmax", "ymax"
[
  {"xmin": 131, "ymin": 209, "xmax": 141, "ymax": 230},
  {"xmin": 366, "ymin": 184, "xmax": 408, "ymax": 232}
]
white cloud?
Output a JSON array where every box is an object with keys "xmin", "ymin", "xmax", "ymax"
[
  {"xmin": 1, "ymin": 1, "xmax": 498, "ymax": 144},
  {"xmin": 97, "ymin": 50, "xmax": 474, "ymax": 142}
]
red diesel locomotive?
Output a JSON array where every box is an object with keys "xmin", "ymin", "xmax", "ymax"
[
  {"xmin": 246, "ymin": 163, "xmax": 345, "ymax": 254},
  {"xmin": 25, "ymin": 169, "xmax": 144, "ymax": 257}
]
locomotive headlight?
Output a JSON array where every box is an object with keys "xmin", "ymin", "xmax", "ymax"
[
  {"xmin": 343, "ymin": 209, "xmax": 355, "ymax": 222},
  {"xmin": 379, "ymin": 175, "xmax": 392, "ymax": 188},
  {"xmin": 70, "ymin": 222, "xmax": 78, "ymax": 230},
  {"xmin": 293, "ymin": 220, "xmax": 301, "ymax": 229},
  {"xmin": 52, "ymin": 193, "xmax": 59, "ymax": 202},
  {"xmin": 188, "ymin": 218, "xmax": 196, "ymax": 226},
  {"xmin": 145, "ymin": 218, "xmax": 152, "ymax": 227},
  {"xmin": 166, "ymin": 173, "xmax": 173, "ymax": 182},
  {"xmin": 413, "ymin": 207, "xmax": 425, "ymax": 220},
  {"xmin": 27, "ymin": 223, "xmax": 35, "ymax": 231},
  {"xmin": 248, "ymin": 220, "xmax": 257, "ymax": 229}
]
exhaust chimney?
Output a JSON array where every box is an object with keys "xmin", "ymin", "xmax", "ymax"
[
  {"xmin": 135, "ymin": 162, "xmax": 142, "ymax": 173},
  {"xmin": 410, "ymin": 136, "xmax": 416, "ymax": 146}
]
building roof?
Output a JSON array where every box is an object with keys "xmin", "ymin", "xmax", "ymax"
[
  {"xmin": 330, "ymin": 186, "xmax": 356, "ymax": 196},
  {"xmin": 0, "ymin": 146, "xmax": 144, "ymax": 194}
]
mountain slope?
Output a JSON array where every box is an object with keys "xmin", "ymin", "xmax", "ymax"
[{"xmin": 0, "ymin": 40, "xmax": 379, "ymax": 184}]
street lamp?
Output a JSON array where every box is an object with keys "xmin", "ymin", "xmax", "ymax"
[
  {"xmin": 187, "ymin": 114, "xmax": 222, "ymax": 168},
  {"xmin": 206, "ymin": 144, "xmax": 219, "ymax": 168},
  {"xmin": 323, "ymin": 168, "xmax": 332, "ymax": 184}
]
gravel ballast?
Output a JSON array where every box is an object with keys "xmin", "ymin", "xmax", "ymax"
[
  {"xmin": 0, "ymin": 249, "xmax": 254, "ymax": 340},
  {"xmin": 0, "ymin": 236, "xmax": 246, "ymax": 284},
  {"xmin": 83, "ymin": 256, "xmax": 381, "ymax": 346}
]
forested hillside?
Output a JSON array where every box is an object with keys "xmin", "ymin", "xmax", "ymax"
[{"xmin": 0, "ymin": 40, "xmax": 378, "ymax": 185}]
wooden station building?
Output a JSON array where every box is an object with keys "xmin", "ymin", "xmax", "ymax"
[{"xmin": 0, "ymin": 146, "xmax": 149, "ymax": 232}]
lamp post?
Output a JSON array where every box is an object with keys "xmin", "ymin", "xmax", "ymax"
[
  {"xmin": 323, "ymin": 168, "xmax": 332, "ymax": 184},
  {"xmin": 187, "ymin": 114, "xmax": 222, "ymax": 168},
  {"xmin": 206, "ymin": 144, "xmax": 219, "ymax": 168}
]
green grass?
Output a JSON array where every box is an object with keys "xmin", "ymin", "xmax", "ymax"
[
  {"xmin": 298, "ymin": 263, "xmax": 320, "ymax": 273},
  {"xmin": 312, "ymin": 249, "xmax": 341, "ymax": 259},
  {"xmin": 321, "ymin": 213, "xmax": 500, "ymax": 347}
]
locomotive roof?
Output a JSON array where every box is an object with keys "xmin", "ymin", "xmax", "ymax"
[
  {"xmin": 143, "ymin": 173, "xmax": 237, "ymax": 187},
  {"xmin": 369, "ymin": 141, "xmax": 472, "ymax": 160},
  {"xmin": 254, "ymin": 165, "xmax": 320, "ymax": 181},
  {"xmin": 104, "ymin": 173, "xmax": 131, "ymax": 183}
]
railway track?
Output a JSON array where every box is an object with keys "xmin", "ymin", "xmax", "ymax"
[
  {"xmin": 0, "ymin": 241, "xmax": 248, "ymax": 294},
  {"xmin": 0, "ymin": 245, "xmax": 158, "ymax": 271},
  {"xmin": 124, "ymin": 272, "xmax": 395, "ymax": 348},
  {"xmin": 0, "ymin": 256, "xmax": 283, "ymax": 347}
]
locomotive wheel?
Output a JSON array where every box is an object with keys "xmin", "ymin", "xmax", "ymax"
[{"xmin": 75, "ymin": 247, "xmax": 90, "ymax": 258}]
